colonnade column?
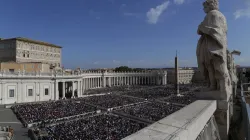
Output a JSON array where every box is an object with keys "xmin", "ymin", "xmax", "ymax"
[
  {"xmin": 62, "ymin": 82, "xmax": 65, "ymax": 99},
  {"xmin": 1, "ymin": 83, "xmax": 5, "ymax": 104},
  {"xmin": 135, "ymin": 76, "xmax": 138, "ymax": 85},
  {"xmin": 98, "ymin": 77, "xmax": 102, "ymax": 87},
  {"xmin": 55, "ymin": 81, "xmax": 59, "ymax": 100},
  {"xmin": 97, "ymin": 78, "xmax": 99, "ymax": 87},
  {"xmin": 82, "ymin": 79, "xmax": 85, "ymax": 95},
  {"xmin": 85, "ymin": 79, "xmax": 87, "ymax": 90},
  {"xmin": 51, "ymin": 82, "xmax": 55, "ymax": 100},
  {"xmin": 72, "ymin": 81, "xmax": 75, "ymax": 97},
  {"xmin": 108, "ymin": 77, "xmax": 111, "ymax": 87},
  {"xmin": 88, "ymin": 78, "xmax": 90, "ymax": 89},
  {"xmin": 78, "ymin": 80, "xmax": 81, "ymax": 97}
]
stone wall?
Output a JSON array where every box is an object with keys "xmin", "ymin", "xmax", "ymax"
[
  {"xmin": 0, "ymin": 62, "xmax": 51, "ymax": 73},
  {"xmin": 16, "ymin": 40, "xmax": 61, "ymax": 67},
  {"xmin": 167, "ymin": 69, "xmax": 204, "ymax": 84}
]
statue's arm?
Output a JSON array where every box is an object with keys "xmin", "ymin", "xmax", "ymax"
[
  {"xmin": 198, "ymin": 12, "xmax": 224, "ymax": 36},
  {"xmin": 197, "ymin": 22, "xmax": 204, "ymax": 35}
]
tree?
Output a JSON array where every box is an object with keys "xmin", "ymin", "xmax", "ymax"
[{"xmin": 115, "ymin": 66, "xmax": 132, "ymax": 72}]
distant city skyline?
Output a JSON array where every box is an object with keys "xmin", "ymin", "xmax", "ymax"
[{"xmin": 0, "ymin": 0, "xmax": 249, "ymax": 69}]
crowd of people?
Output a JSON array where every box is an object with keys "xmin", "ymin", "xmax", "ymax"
[
  {"xmin": 164, "ymin": 93, "xmax": 196, "ymax": 105},
  {"xmin": 11, "ymin": 100, "xmax": 97, "ymax": 124},
  {"xmin": 123, "ymin": 86, "xmax": 176, "ymax": 99},
  {"xmin": 79, "ymin": 94, "xmax": 144, "ymax": 108},
  {"xmin": 44, "ymin": 114, "xmax": 146, "ymax": 140},
  {"xmin": 116, "ymin": 102, "xmax": 182, "ymax": 122},
  {"xmin": 10, "ymin": 84, "xmax": 205, "ymax": 139}
]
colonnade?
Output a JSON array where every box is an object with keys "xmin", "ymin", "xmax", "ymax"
[
  {"xmin": 56, "ymin": 74, "xmax": 167, "ymax": 99},
  {"xmin": 59, "ymin": 80, "xmax": 82, "ymax": 99}
]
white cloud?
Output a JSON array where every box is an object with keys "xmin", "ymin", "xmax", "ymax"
[
  {"xmin": 93, "ymin": 61, "xmax": 99, "ymax": 65},
  {"xmin": 174, "ymin": 0, "xmax": 185, "ymax": 5},
  {"xmin": 146, "ymin": 1, "xmax": 170, "ymax": 24},
  {"xmin": 234, "ymin": 9, "xmax": 250, "ymax": 19},
  {"xmin": 234, "ymin": 0, "xmax": 250, "ymax": 19},
  {"xmin": 112, "ymin": 60, "xmax": 120, "ymax": 65}
]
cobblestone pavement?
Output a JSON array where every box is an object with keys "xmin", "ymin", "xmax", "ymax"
[{"xmin": 0, "ymin": 107, "xmax": 29, "ymax": 140}]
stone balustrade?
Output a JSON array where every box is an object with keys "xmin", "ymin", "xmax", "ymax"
[{"xmin": 123, "ymin": 100, "xmax": 217, "ymax": 140}]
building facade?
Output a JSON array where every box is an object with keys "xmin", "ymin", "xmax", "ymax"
[
  {"xmin": 167, "ymin": 69, "xmax": 204, "ymax": 84},
  {"xmin": 0, "ymin": 62, "xmax": 51, "ymax": 73},
  {"xmin": 0, "ymin": 69, "xmax": 205, "ymax": 105},
  {"xmin": 0, "ymin": 37, "xmax": 62, "ymax": 68},
  {"xmin": 0, "ymin": 70, "xmax": 168, "ymax": 105}
]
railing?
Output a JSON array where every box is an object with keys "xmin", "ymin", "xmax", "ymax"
[
  {"xmin": 240, "ymin": 83, "xmax": 250, "ymax": 140},
  {"xmin": 0, "ymin": 71, "xmax": 168, "ymax": 78}
]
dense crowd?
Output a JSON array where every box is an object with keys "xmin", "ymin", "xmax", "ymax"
[
  {"xmin": 10, "ymin": 84, "xmax": 205, "ymax": 140},
  {"xmin": 116, "ymin": 102, "xmax": 182, "ymax": 122},
  {"xmin": 45, "ymin": 114, "xmax": 146, "ymax": 140},
  {"xmin": 79, "ymin": 94, "xmax": 144, "ymax": 108},
  {"xmin": 123, "ymin": 86, "xmax": 175, "ymax": 99},
  {"xmin": 164, "ymin": 93, "xmax": 196, "ymax": 105},
  {"xmin": 84, "ymin": 85, "xmax": 152, "ymax": 95},
  {"xmin": 12, "ymin": 100, "xmax": 97, "ymax": 124}
]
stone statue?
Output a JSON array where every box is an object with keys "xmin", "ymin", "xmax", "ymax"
[
  {"xmin": 227, "ymin": 50, "xmax": 238, "ymax": 85},
  {"xmin": 196, "ymin": 0, "xmax": 231, "ymax": 98}
]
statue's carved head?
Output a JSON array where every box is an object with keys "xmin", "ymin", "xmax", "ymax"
[{"xmin": 203, "ymin": 0, "xmax": 219, "ymax": 13}]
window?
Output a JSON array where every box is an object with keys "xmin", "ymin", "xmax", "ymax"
[
  {"xmin": 23, "ymin": 53, "xmax": 25, "ymax": 57},
  {"xmin": 9, "ymin": 89, "xmax": 14, "ymax": 97},
  {"xmin": 9, "ymin": 69, "xmax": 14, "ymax": 73},
  {"xmin": 45, "ymin": 88, "xmax": 49, "ymax": 95},
  {"xmin": 28, "ymin": 89, "xmax": 33, "ymax": 96}
]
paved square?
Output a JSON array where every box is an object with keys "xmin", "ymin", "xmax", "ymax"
[{"xmin": 0, "ymin": 107, "xmax": 29, "ymax": 140}]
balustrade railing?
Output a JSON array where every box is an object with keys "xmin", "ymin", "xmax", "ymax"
[
  {"xmin": 0, "ymin": 70, "xmax": 167, "ymax": 78},
  {"xmin": 241, "ymin": 83, "xmax": 250, "ymax": 140}
]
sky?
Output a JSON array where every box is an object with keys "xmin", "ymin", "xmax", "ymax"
[{"xmin": 0, "ymin": 0, "xmax": 249, "ymax": 69}]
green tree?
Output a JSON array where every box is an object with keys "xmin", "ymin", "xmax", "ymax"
[{"xmin": 115, "ymin": 66, "xmax": 132, "ymax": 72}]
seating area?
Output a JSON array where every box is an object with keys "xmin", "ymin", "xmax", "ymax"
[
  {"xmin": 11, "ymin": 100, "xmax": 97, "ymax": 124},
  {"xmin": 115, "ymin": 102, "xmax": 182, "ymax": 122},
  {"xmin": 45, "ymin": 114, "xmax": 147, "ymax": 140},
  {"xmin": 78, "ymin": 94, "xmax": 145, "ymax": 108},
  {"xmin": 10, "ymin": 84, "xmax": 204, "ymax": 139}
]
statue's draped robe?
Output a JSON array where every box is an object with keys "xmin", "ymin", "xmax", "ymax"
[{"xmin": 196, "ymin": 10, "xmax": 228, "ymax": 81}]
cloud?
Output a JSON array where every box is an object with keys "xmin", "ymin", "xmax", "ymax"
[
  {"xmin": 146, "ymin": 1, "xmax": 170, "ymax": 24},
  {"xmin": 93, "ymin": 61, "xmax": 99, "ymax": 65},
  {"xmin": 174, "ymin": 0, "xmax": 185, "ymax": 5},
  {"xmin": 234, "ymin": 0, "xmax": 250, "ymax": 19},
  {"xmin": 234, "ymin": 9, "xmax": 250, "ymax": 19},
  {"xmin": 112, "ymin": 60, "xmax": 120, "ymax": 65}
]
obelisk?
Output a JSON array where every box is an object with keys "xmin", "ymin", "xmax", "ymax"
[{"xmin": 175, "ymin": 51, "xmax": 179, "ymax": 94}]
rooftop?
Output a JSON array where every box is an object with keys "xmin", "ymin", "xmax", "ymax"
[{"xmin": 0, "ymin": 37, "xmax": 62, "ymax": 48}]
